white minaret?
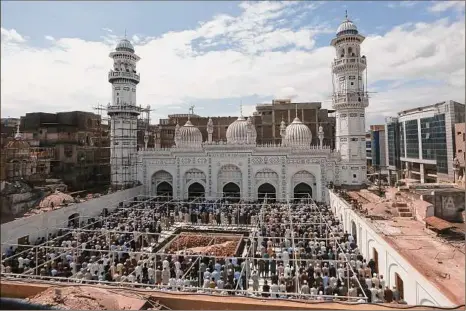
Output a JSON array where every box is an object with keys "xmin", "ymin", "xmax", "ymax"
[
  {"xmin": 331, "ymin": 12, "xmax": 369, "ymax": 186},
  {"xmin": 107, "ymin": 36, "xmax": 141, "ymax": 189}
]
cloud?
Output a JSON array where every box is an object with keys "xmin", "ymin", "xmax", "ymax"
[
  {"xmin": 1, "ymin": 1, "xmax": 465, "ymax": 128},
  {"xmin": 44, "ymin": 35, "xmax": 55, "ymax": 41},
  {"xmin": 428, "ymin": 1, "xmax": 465, "ymax": 12}
]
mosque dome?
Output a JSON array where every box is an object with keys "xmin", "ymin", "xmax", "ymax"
[
  {"xmin": 226, "ymin": 116, "xmax": 257, "ymax": 144},
  {"xmin": 284, "ymin": 117, "xmax": 312, "ymax": 148},
  {"xmin": 5, "ymin": 138, "xmax": 30, "ymax": 150},
  {"xmin": 115, "ymin": 38, "xmax": 135, "ymax": 52},
  {"xmin": 39, "ymin": 191, "xmax": 74, "ymax": 209},
  {"xmin": 176, "ymin": 120, "xmax": 203, "ymax": 148},
  {"xmin": 6, "ymin": 126, "xmax": 30, "ymax": 153},
  {"xmin": 336, "ymin": 18, "xmax": 358, "ymax": 37}
]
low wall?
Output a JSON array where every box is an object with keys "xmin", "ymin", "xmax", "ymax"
[
  {"xmin": 1, "ymin": 186, "xmax": 143, "ymax": 248},
  {"xmin": 0, "ymin": 281, "xmax": 446, "ymax": 310},
  {"xmin": 328, "ymin": 190, "xmax": 456, "ymax": 307}
]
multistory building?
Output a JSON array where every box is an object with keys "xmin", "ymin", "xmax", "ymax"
[
  {"xmin": 154, "ymin": 100, "xmax": 335, "ymax": 149},
  {"xmin": 454, "ymin": 123, "xmax": 465, "ymax": 182},
  {"xmin": 385, "ymin": 101, "xmax": 465, "ymax": 183}
]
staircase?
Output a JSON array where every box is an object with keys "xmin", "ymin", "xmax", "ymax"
[{"xmin": 393, "ymin": 202, "xmax": 412, "ymax": 217}]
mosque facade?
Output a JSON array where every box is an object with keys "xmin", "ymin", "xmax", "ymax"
[{"xmin": 108, "ymin": 16, "xmax": 369, "ymax": 202}]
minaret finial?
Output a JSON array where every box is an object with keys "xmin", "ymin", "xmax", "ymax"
[
  {"xmin": 345, "ymin": 10, "xmax": 348, "ymax": 20},
  {"xmin": 240, "ymin": 100, "xmax": 243, "ymax": 117},
  {"xmin": 124, "ymin": 29, "xmax": 127, "ymax": 39},
  {"xmin": 15, "ymin": 120, "xmax": 21, "ymax": 140},
  {"xmin": 295, "ymin": 103, "xmax": 298, "ymax": 118},
  {"xmin": 188, "ymin": 105, "xmax": 195, "ymax": 121}
]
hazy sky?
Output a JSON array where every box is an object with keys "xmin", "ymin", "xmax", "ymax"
[{"xmin": 1, "ymin": 1, "xmax": 465, "ymax": 126}]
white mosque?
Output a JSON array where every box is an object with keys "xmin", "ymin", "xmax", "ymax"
[{"xmin": 107, "ymin": 16, "xmax": 369, "ymax": 202}]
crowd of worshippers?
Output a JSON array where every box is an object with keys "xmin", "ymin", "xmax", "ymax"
[{"xmin": 1, "ymin": 198, "xmax": 405, "ymax": 304}]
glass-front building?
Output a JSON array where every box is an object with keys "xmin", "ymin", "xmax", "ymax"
[{"xmin": 385, "ymin": 100, "xmax": 465, "ymax": 183}]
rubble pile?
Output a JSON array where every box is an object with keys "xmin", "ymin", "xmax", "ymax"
[
  {"xmin": 167, "ymin": 233, "xmax": 241, "ymax": 257},
  {"xmin": 27, "ymin": 287, "xmax": 148, "ymax": 310}
]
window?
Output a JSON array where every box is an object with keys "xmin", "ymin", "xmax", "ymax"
[
  {"xmin": 352, "ymin": 174, "xmax": 357, "ymax": 178},
  {"xmin": 349, "ymin": 113, "xmax": 357, "ymax": 117},
  {"xmin": 360, "ymin": 113, "xmax": 365, "ymax": 117},
  {"xmin": 349, "ymin": 76, "xmax": 356, "ymax": 80},
  {"xmin": 351, "ymin": 82, "xmax": 354, "ymax": 86},
  {"xmin": 351, "ymin": 138, "xmax": 358, "ymax": 141},
  {"xmin": 405, "ymin": 119, "xmax": 419, "ymax": 159},
  {"xmin": 420, "ymin": 114, "xmax": 447, "ymax": 172}
]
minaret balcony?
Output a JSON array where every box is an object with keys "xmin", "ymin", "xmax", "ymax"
[
  {"xmin": 332, "ymin": 57, "xmax": 366, "ymax": 71},
  {"xmin": 108, "ymin": 71, "xmax": 140, "ymax": 83},
  {"xmin": 332, "ymin": 93, "xmax": 369, "ymax": 109}
]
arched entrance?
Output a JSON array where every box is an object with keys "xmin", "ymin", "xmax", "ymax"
[
  {"xmin": 188, "ymin": 182, "xmax": 205, "ymax": 199},
  {"xmin": 294, "ymin": 182, "xmax": 312, "ymax": 200},
  {"xmin": 223, "ymin": 182, "xmax": 240, "ymax": 200},
  {"xmin": 258, "ymin": 183, "xmax": 276, "ymax": 202},
  {"xmin": 68, "ymin": 213, "xmax": 80, "ymax": 228},
  {"xmin": 157, "ymin": 182, "xmax": 173, "ymax": 198},
  {"xmin": 351, "ymin": 220, "xmax": 357, "ymax": 242}
]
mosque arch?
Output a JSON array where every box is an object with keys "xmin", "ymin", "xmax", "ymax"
[
  {"xmin": 151, "ymin": 170, "xmax": 173, "ymax": 196},
  {"xmin": 291, "ymin": 170, "xmax": 316, "ymax": 199},
  {"xmin": 257, "ymin": 183, "xmax": 276, "ymax": 202},
  {"xmin": 184, "ymin": 168, "xmax": 207, "ymax": 199},
  {"xmin": 218, "ymin": 164, "xmax": 242, "ymax": 197},
  {"xmin": 223, "ymin": 182, "xmax": 241, "ymax": 199},
  {"xmin": 68, "ymin": 213, "xmax": 80, "ymax": 228},
  {"xmin": 294, "ymin": 182, "xmax": 313, "ymax": 199},
  {"xmin": 188, "ymin": 182, "xmax": 205, "ymax": 199},
  {"xmin": 156, "ymin": 181, "xmax": 173, "ymax": 198},
  {"xmin": 351, "ymin": 220, "xmax": 357, "ymax": 241}
]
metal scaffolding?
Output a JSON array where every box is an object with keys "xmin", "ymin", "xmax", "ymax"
[{"xmin": 1, "ymin": 194, "xmax": 369, "ymax": 303}]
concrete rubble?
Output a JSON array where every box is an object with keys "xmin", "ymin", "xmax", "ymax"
[{"xmin": 26, "ymin": 286, "xmax": 156, "ymax": 310}]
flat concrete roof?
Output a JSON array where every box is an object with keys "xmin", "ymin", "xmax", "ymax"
[
  {"xmin": 346, "ymin": 189, "xmax": 465, "ymax": 306},
  {"xmin": 372, "ymin": 217, "xmax": 465, "ymax": 306}
]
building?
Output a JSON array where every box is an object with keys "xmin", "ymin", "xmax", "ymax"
[
  {"xmin": 2, "ymin": 15, "xmax": 465, "ymax": 309},
  {"xmin": 18, "ymin": 111, "xmax": 110, "ymax": 190},
  {"xmin": 454, "ymin": 123, "xmax": 465, "ymax": 182},
  {"xmin": 155, "ymin": 114, "xmax": 238, "ymax": 149},
  {"xmin": 365, "ymin": 131, "xmax": 372, "ymax": 167},
  {"xmin": 1, "ymin": 122, "xmax": 54, "ymax": 183},
  {"xmin": 253, "ymin": 99, "xmax": 336, "ymax": 147},
  {"xmin": 0, "ymin": 118, "xmax": 20, "ymax": 148},
  {"xmin": 153, "ymin": 100, "xmax": 336, "ymax": 149},
  {"xmin": 367, "ymin": 125, "xmax": 386, "ymax": 169},
  {"xmin": 385, "ymin": 101, "xmax": 465, "ymax": 183},
  {"xmin": 106, "ymin": 15, "xmax": 370, "ymax": 197}
]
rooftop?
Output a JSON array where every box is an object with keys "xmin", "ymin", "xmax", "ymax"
[{"xmin": 346, "ymin": 189, "xmax": 465, "ymax": 306}]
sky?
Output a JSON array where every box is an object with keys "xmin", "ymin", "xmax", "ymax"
[{"xmin": 1, "ymin": 0, "xmax": 465, "ymax": 126}]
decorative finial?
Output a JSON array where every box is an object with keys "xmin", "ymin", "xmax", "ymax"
[
  {"xmin": 240, "ymin": 100, "xmax": 243, "ymax": 117},
  {"xmin": 345, "ymin": 10, "xmax": 348, "ymax": 20},
  {"xmin": 295, "ymin": 103, "xmax": 298, "ymax": 118},
  {"xmin": 124, "ymin": 29, "xmax": 127, "ymax": 39},
  {"xmin": 14, "ymin": 120, "xmax": 21, "ymax": 140},
  {"xmin": 188, "ymin": 105, "xmax": 195, "ymax": 121}
]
